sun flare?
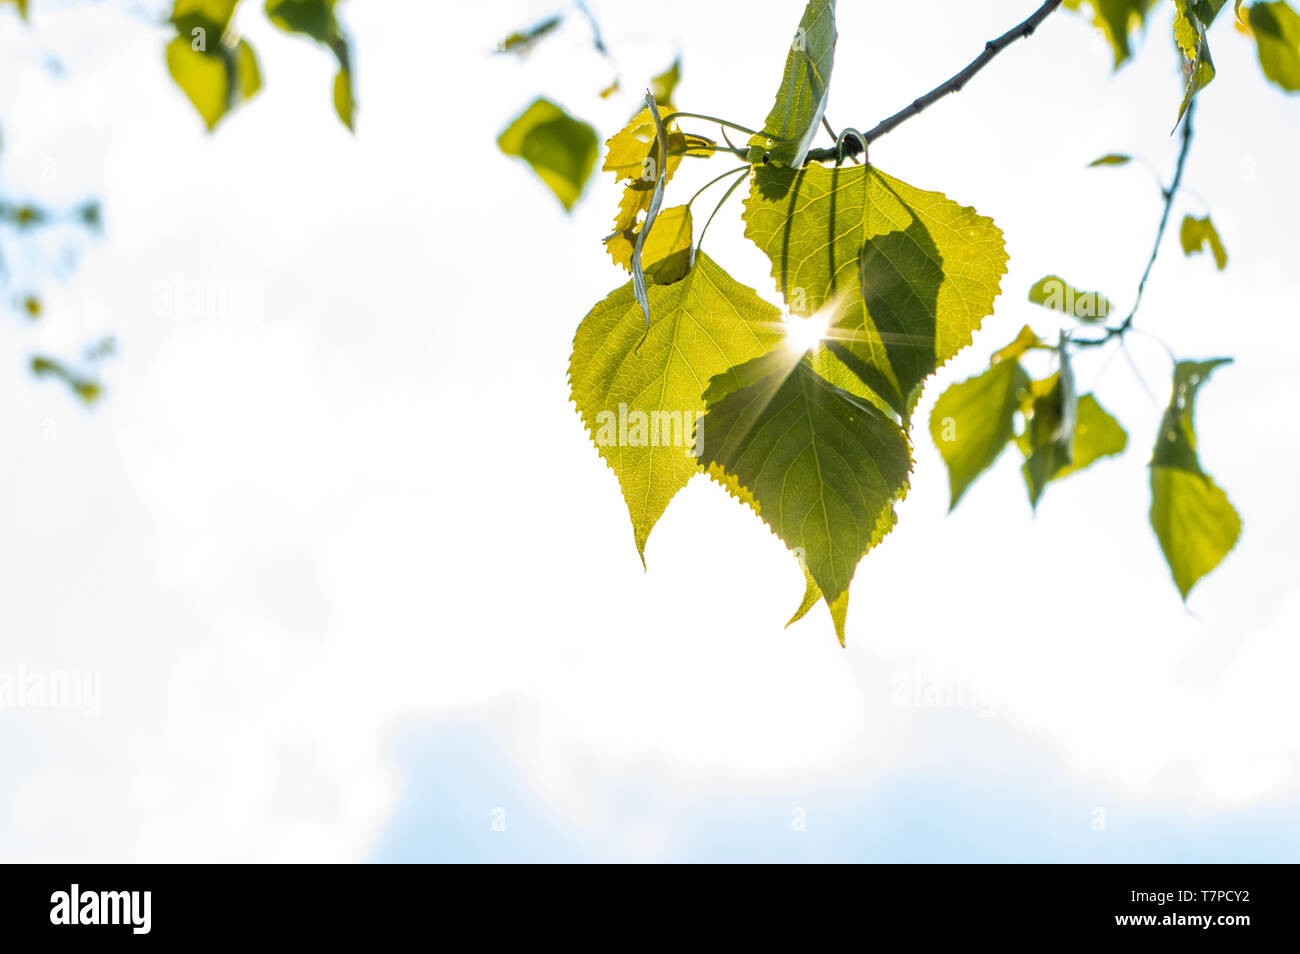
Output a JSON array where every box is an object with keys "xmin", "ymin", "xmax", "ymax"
[{"xmin": 783, "ymin": 310, "xmax": 834, "ymax": 354}]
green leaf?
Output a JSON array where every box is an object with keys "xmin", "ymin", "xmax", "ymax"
[
  {"xmin": 742, "ymin": 163, "xmax": 1009, "ymax": 420},
  {"xmin": 750, "ymin": 0, "xmax": 837, "ymax": 166},
  {"xmin": 1015, "ymin": 392, "xmax": 1127, "ymax": 504},
  {"xmin": 1150, "ymin": 358, "xmax": 1231, "ymax": 473},
  {"xmin": 603, "ymin": 204, "xmax": 693, "ymax": 286},
  {"xmin": 1148, "ymin": 358, "xmax": 1239, "ymax": 599},
  {"xmin": 1016, "ymin": 351, "xmax": 1084, "ymax": 510},
  {"xmin": 495, "ymin": 15, "xmax": 563, "ymax": 56},
  {"xmin": 1248, "ymin": 2, "xmax": 1300, "ymax": 91},
  {"xmin": 498, "ymin": 98, "xmax": 599, "ymax": 212},
  {"xmin": 2, "ymin": 0, "xmax": 29, "ymax": 21},
  {"xmin": 332, "ymin": 67, "xmax": 355, "ymax": 130},
  {"xmin": 170, "ymin": 0, "xmax": 239, "ymax": 37},
  {"xmin": 930, "ymin": 328, "xmax": 1036, "ymax": 511},
  {"xmin": 698, "ymin": 351, "xmax": 913, "ymax": 644},
  {"xmin": 1173, "ymin": 0, "xmax": 1229, "ymax": 124},
  {"xmin": 569, "ymin": 251, "xmax": 786, "ymax": 560},
  {"xmin": 650, "ymin": 56, "xmax": 682, "ymax": 109},
  {"xmin": 1028, "ymin": 274, "xmax": 1114, "ymax": 322},
  {"xmin": 1063, "ymin": 0, "xmax": 1158, "ymax": 67},
  {"xmin": 1088, "ymin": 153, "xmax": 1134, "ymax": 166},
  {"xmin": 265, "ymin": 0, "xmax": 355, "ymax": 130},
  {"xmin": 1180, "ymin": 214, "xmax": 1228, "ymax": 269},
  {"xmin": 603, "ymin": 106, "xmax": 689, "ymax": 230},
  {"xmin": 165, "ymin": 35, "xmax": 263, "ymax": 131}
]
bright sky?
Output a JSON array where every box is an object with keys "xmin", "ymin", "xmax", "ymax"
[{"xmin": 1, "ymin": 0, "xmax": 1298, "ymax": 862}]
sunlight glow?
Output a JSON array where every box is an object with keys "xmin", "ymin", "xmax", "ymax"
[{"xmin": 783, "ymin": 310, "xmax": 834, "ymax": 354}]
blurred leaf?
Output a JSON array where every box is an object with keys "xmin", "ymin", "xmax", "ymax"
[
  {"xmin": 750, "ymin": 0, "xmax": 837, "ymax": 166},
  {"xmin": 1180, "ymin": 214, "xmax": 1228, "ymax": 269},
  {"xmin": 699, "ymin": 351, "xmax": 913, "ymax": 645},
  {"xmin": 1016, "ymin": 392, "xmax": 1127, "ymax": 503},
  {"xmin": 499, "ymin": 97, "xmax": 599, "ymax": 212},
  {"xmin": 1063, "ymin": 0, "xmax": 1158, "ymax": 67},
  {"xmin": 2, "ymin": 0, "xmax": 29, "ymax": 20},
  {"xmin": 1149, "ymin": 359, "xmax": 1239, "ymax": 598},
  {"xmin": 1248, "ymin": 1, "xmax": 1300, "ymax": 90},
  {"xmin": 31, "ymin": 355, "xmax": 102, "ymax": 404},
  {"xmin": 332, "ymin": 66, "xmax": 354, "ymax": 130},
  {"xmin": 930, "ymin": 327, "xmax": 1035, "ymax": 510},
  {"xmin": 1028, "ymin": 274, "xmax": 1114, "ymax": 322},
  {"xmin": 495, "ymin": 14, "xmax": 562, "ymax": 56},
  {"xmin": 1088, "ymin": 153, "xmax": 1133, "ymax": 166},
  {"xmin": 22, "ymin": 294, "xmax": 41, "ymax": 319},
  {"xmin": 650, "ymin": 55, "xmax": 682, "ymax": 109},
  {"xmin": 165, "ymin": 35, "xmax": 262, "ymax": 131},
  {"xmin": 265, "ymin": 0, "xmax": 355, "ymax": 130},
  {"xmin": 604, "ymin": 204, "xmax": 693, "ymax": 285}
]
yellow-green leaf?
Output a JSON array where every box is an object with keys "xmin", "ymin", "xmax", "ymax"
[
  {"xmin": 1028, "ymin": 274, "xmax": 1114, "ymax": 322},
  {"xmin": 930, "ymin": 331, "xmax": 1035, "ymax": 510},
  {"xmin": 604, "ymin": 204, "xmax": 693, "ymax": 285},
  {"xmin": 1180, "ymin": 214, "xmax": 1228, "ymax": 269},
  {"xmin": 699, "ymin": 351, "xmax": 912, "ymax": 643},
  {"xmin": 750, "ymin": 0, "xmax": 837, "ymax": 166},
  {"xmin": 499, "ymin": 98, "xmax": 599, "ymax": 212},
  {"xmin": 650, "ymin": 56, "xmax": 682, "ymax": 109},
  {"xmin": 1015, "ymin": 392, "xmax": 1127, "ymax": 504},
  {"xmin": 1063, "ymin": 0, "xmax": 1158, "ymax": 67},
  {"xmin": 569, "ymin": 252, "xmax": 786, "ymax": 559},
  {"xmin": 742, "ymin": 163, "xmax": 1008, "ymax": 420},
  {"xmin": 1148, "ymin": 358, "xmax": 1239, "ymax": 599},
  {"xmin": 165, "ymin": 35, "xmax": 263, "ymax": 131},
  {"xmin": 1248, "ymin": 1, "xmax": 1300, "ymax": 90}
]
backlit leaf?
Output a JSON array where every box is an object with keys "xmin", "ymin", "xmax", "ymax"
[
  {"xmin": 651, "ymin": 56, "xmax": 682, "ymax": 109},
  {"xmin": 750, "ymin": 0, "xmax": 837, "ymax": 166},
  {"xmin": 1248, "ymin": 1, "xmax": 1300, "ymax": 91},
  {"xmin": 742, "ymin": 163, "xmax": 1008, "ymax": 420},
  {"xmin": 499, "ymin": 97, "xmax": 599, "ymax": 212},
  {"xmin": 1088, "ymin": 153, "xmax": 1134, "ymax": 167},
  {"xmin": 495, "ymin": 15, "xmax": 562, "ymax": 56},
  {"xmin": 165, "ymin": 35, "xmax": 263, "ymax": 131},
  {"xmin": 604, "ymin": 204, "xmax": 693, "ymax": 286},
  {"xmin": 1148, "ymin": 358, "xmax": 1239, "ymax": 599},
  {"xmin": 569, "ymin": 252, "xmax": 786, "ymax": 559},
  {"xmin": 1173, "ymin": 0, "xmax": 1229, "ymax": 124},
  {"xmin": 1063, "ymin": 0, "xmax": 1158, "ymax": 67},
  {"xmin": 1015, "ymin": 392, "xmax": 1127, "ymax": 504},
  {"xmin": 1028, "ymin": 274, "xmax": 1114, "ymax": 322},
  {"xmin": 699, "ymin": 350, "xmax": 913, "ymax": 644},
  {"xmin": 1180, "ymin": 214, "xmax": 1228, "ymax": 269},
  {"xmin": 265, "ymin": 0, "xmax": 355, "ymax": 130},
  {"xmin": 930, "ymin": 327, "xmax": 1035, "ymax": 510}
]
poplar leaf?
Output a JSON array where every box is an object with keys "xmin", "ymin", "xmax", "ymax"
[
  {"xmin": 742, "ymin": 163, "xmax": 1008, "ymax": 420},
  {"xmin": 1028, "ymin": 275, "xmax": 1114, "ymax": 322},
  {"xmin": 1180, "ymin": 215, "xmax": 1228, "ymax": 269},
  {"xmin": 498, "ymin": 98, "xmax": 599, "ymax": 212},
  {"xmin": 930, "ymin": 328, "xmax": 1036, "ymax": 510},
  {"xmin": 751, "ymin": 0, "xmax": 837, "ymax": 166},
  {"xmin": 1063, "ymin": 0, "xmax": 1158, "ymax": 67},
  {"xmin": 699, "ymin": 351, "xmax": 913, "ymax": 643},
  {"xmin": 569, "ymin": 252, "xmax": 786, "ymax": 560},
  {"xmin": 1015, "ymin": 393, "xmax": 1128, "ymax": 505},
  {"xmin": 166, "ymin": 35, "xmax": 263, "ymax": 131},
  {"xmin": 604, "ymin": 205, "xmax": 692, "ymax": 286},
  {"xmin": 1088, "ymin": 153, "xmax": 1134, "ymax": 167},
  {"xmin": 1248, "ymin": 1, "xmax": 1300, "ymax": 90},
  {"xmin": 1149, "ymin": 359, "xmax": 1240, "ymax": 598}
]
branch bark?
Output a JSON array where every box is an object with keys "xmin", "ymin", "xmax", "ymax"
[{"xmin": 803, "ymin": 1, "xmax": 1065, "ymax": 164}]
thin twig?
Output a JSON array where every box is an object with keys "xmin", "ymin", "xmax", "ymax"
[{"xmin": 804, "ymin": 1, "xmax": 1065, "ymax": 163}]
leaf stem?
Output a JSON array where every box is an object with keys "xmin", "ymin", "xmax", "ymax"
[
  {"xmin": 804, "ymin": 1, "xmax": 1065, "ymax": 163},
  {"xmin": 684, "ymin": 165, "xmax": 750, "ymax": 211}
]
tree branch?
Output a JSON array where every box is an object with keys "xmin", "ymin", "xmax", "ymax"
[
  {"xmin": 1074, "ymin": 100, "xmax": 1196, "ymax": 350},
  {"xmin": 804, "ymin": 1, "xmax": 1065, "ymax": 164}
]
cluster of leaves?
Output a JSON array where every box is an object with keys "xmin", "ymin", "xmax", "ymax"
[
  {"xmin": 491, "ymin": 0, "xmax": 1298, "ymax": 643},
  {"xmin": 1066, "ymin": 0, "xmax": 1300, "ymax": 110},
  {"xmin": 164, "ymin": 0, "xmax": 355, "ymax": 131}
]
